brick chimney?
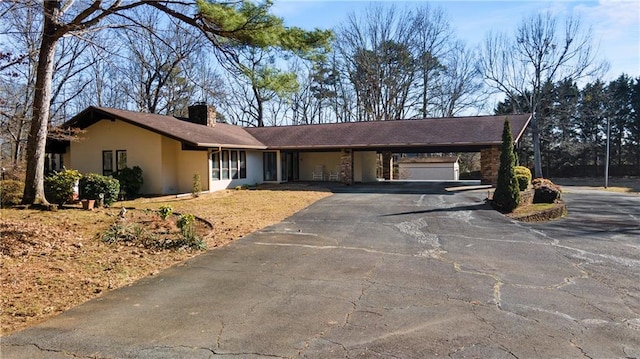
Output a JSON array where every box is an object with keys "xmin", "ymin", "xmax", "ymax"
[{"xmin": 187, "ymin": 103, "xmax": 216, "ymax": 127}]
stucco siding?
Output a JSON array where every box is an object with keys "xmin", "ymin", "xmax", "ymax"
[
  {"xmin": 357, "ymin": 151, "xmax": 378, "ymax": 182},
  {"xmin": 209, "ymin": 150, "xmax": 265, "ymax": 191},
  {"xmin": 177, "ymin": 150, "xmax": 209, "ymax": 194},
  {"xmin": 160, "ymin": 136, "xmax": 179, "ymax": 194},
  {"xmin": 299, "ymin": 152, "xmax": 341, "ymax": 181},
  {"xmin": 246, "ymin": 151, "xmax": 264, "ymax": 185},
  {"xmin": 69, "ymin": 119, "xmax": 163, "ymax": 194}
]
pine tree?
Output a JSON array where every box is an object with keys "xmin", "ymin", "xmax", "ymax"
[{"xmin": 493, "ymin": 119, "xmax": 520, "ymax": 213}]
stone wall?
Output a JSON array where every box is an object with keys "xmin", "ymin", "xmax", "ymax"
[
  {"xmin": 480, "ymin": 146, "xmax": 500, "ymax": 185},
  {"xmin": 340, "ymin": 149, "xmax": 354, "ymax": 184},
  {"xmin": 381, "ymin": 151, "xmax": 393, "ymax": 180}
]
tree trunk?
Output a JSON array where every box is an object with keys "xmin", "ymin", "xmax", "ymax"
[
  {"xmin": 531, "ymin": 113, "xmax": 543, "ymax": 178},
  {"xmin": 252, "ymin": 84, "xmax": 264, "ymax": 127},
  {"xmin": 22, "ymin": 25, "xmax": 60, "ymax": 205}
]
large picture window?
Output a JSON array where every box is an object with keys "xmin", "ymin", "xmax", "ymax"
[
  {"xmin": 230, "ymin": 151, "xmax": 238, "ymax": 179},
  {"xmin": 211, "ymin": 152, "xmax": 220, "ymax": 180},
  {"xmin": 102, "ymin": 151, "xmax": 113, "ymax": 176},
  {"xmin": 221, "ymin": 150, "xmax": 229, "ymax": 179},
  {"xmin": 239, "ymin": 151, "xmax": 246, "ymax": 179},
  {"xmin": 212, "ymin": 150, "xmax": 246, "ymax": 181}
]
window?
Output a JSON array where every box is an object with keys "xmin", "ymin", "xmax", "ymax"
[
  {"xmin": 230, "ymin": 151, "xmax": 238, "ymax": 179},
  {"xmin": 221, "ymin": 150, "xmax": 229, "ymax": 179},
  {"xmin": 239, "ymin": 151, "xmax": 246, "ymax": 179},
  {"xmin": 211, "ymin": 152, "xmax": 220, "ymax": 180},
  {"xmin": 263, "ymin": 152, "xmax": 277, "ymax": 181},
  {"xmin": 102, "ymin": 151, "xmax": 113, "ymax": 176},
  {"xmin": 212, "ymin": 150, "xmax": 246, "ymax": 181},
  {"xmin": 116, "ymin": 150, "xmax": 127, "ymax": 171}
]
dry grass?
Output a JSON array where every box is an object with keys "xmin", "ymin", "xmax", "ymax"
[
  {"xmin": 0, "ymin": 184, "xmax": 331, "ymax": 335},
  {"xmin": 552, "ymin": 177, "xmax": 639, "ymax": 194}
]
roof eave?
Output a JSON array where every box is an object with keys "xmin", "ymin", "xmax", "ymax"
[{"xmin": 195, "ymin": 143, "xmax": 268, "ymax": 150}]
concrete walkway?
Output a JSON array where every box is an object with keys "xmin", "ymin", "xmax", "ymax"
[{"xmin": 2, "ymin": 183, "xmax": 639, "ymax": 358}]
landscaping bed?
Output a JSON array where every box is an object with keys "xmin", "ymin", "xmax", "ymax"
[{"xmin": 507, "ymin": 201, "xmax": 567, "ymax": 222}]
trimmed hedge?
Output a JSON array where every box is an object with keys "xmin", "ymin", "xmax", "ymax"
[
  {"xmin": 532, "ymin": 178, "xmax": 562, "ymax": 203},
  {"xmin": 114, "ymin": 166, "xmax": 143, "ymax": 199},
  {"xmin": 79, "ymin": 173, "xmax": 120, "ymax": 206},
  {"xmin": 0, "ymin": 180, "xmax": 24, "ymax": 207},
  {"xmin": 44, "ymin": 169, "xmax": 81, "ymax": 205},
  {"xmin": 514, "ymin": 166, "xmax": 532, "ymax": 191}
]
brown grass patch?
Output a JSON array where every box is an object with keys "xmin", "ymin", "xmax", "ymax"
[{"xmin": 0, "ymin": 185, "xmax": 331, "ymax": 335}]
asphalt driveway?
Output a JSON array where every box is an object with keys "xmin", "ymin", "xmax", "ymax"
[{"xmin": 2, "ymin": 182, "xmax": 639, "ymax": 358}]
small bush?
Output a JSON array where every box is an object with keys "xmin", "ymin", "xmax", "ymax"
[
  {"xmin": 79, "ymin": 173, "xmax": 120, "ymax": 206},
  {"xmin": 514, "ymin": 166, "xmax": 532, "ymax": 191},
  {"xmin": 177, "ymin": 213, "xmax": 206, "ymax": 250},
  {"xmin": 114, "ymin": 166, "xmax": 143, "ymax": 199},
  {"xmin": 44, "ymin": 169, "xmax": 81, "ymax": 205},
  {"xmin": 192, "ymin": 173, "xmax": 201, "ymax": 197},
  {"xmin": 0, "ymin": 180, "xmax": 24, "ymax": 207},
  {"xmin": 158, "ymin": 205, "xmax": 173, "ymax": 220},
  {"xmin": 532, "ymin": 178, "xmax": 562, "ymax": 203}
]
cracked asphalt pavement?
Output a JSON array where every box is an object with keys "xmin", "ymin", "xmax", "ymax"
[{"xmin": 2, "ymin": 182, "xmax": 639, "ymax": 358}]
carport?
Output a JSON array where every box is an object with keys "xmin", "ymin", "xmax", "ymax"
[{"xmin": 246, "ymin": 114, "xmax": 531, "ymax": 185}]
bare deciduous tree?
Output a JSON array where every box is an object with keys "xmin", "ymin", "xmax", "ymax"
[{"xmin": 478, "ymin": 11, "xmax": 608, "ymax": 177}]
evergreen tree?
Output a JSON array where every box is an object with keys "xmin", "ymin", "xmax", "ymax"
[{"xmin": 493, "ymin": 119, "xmax": 520, "ymax": 213}]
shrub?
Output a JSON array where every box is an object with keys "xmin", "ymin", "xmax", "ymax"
[
  {"xmin": 532, "ymin": 178, "xmax": 562, "ymax": 203},
  {"xmin": 492, "ymin": 119, "xmax": 520, "ymax": 213},
  {"xmin": 114, "ymin": 166, "xmax": 143, "ymax": 199},
  {"xmin": 79, "ymin": 173, "xmax": 120, "ymax": 206},
  {"xmin": 158, "ymin": 205, "xmax": 173, "ymax": 220},
  {"xmin": 192, "ymin": 173, "xmax": 202, "ymax": 197},
  {"xmin": 0, "ymin": 180, "xmax": 24, "ymax": 207},
  {"xmin": 177, "ymin": 213, "xmax": 206, "ymax": 250},
  {"xmin": 514, "ymin": 166, "xmax": 532, "ymax": 191},
  {"xmin": 44, "ymin": 169, "xmax": 81, "ymax": 205}
]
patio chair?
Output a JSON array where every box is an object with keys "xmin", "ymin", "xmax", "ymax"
[
  {"xmin": 328, "ymin": 166, "xmax": 340, "ymax": 181},
  {"xmin": 312, "ymin": 165, "xmax": 324, "ymax": 181}
]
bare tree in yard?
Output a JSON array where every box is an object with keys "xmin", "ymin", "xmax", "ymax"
[
  {"xmin": 430, "ymin": 41, "xmax": 487, "ymax": 117},
  {"xmin": 18, "ymin": 0, "xmax": 332, "ymax": 205},
  {"xmin": 478, "ymin": 11, "xmax": 607, "ymax": 178},
  {"xmin": 336, "ymin": 5, "xmax": 417, "ymax": 121},
  {"xmin": 1, "ymin": 2, "xmax": 41, "ymax": 167},
  {"xmin": 19, "ymin": 0, "xmax": 150, "ymax": 205},
  {"xmin": 412, "ymin": 4, "xmax": 451, "ymax": 118},
  {"xmin": 118, "ymin": 8, "xmax": 210, "ymax": 115}
]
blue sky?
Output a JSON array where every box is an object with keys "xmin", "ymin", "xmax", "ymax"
[{"xmin": 272, "ymin": 0, "xmax": 640, "ymax": 81}]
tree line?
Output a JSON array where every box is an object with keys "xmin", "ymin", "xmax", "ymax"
[
  {"xmin": 0, "ymin": 1, "xmax": 636, "ymax": 205},
  {"xmin": 498, "ymin": 75, "xmax": 640, "ymax": 177}
]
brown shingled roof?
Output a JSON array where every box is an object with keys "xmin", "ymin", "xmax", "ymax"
[
  {"xmin": 246, "ymin": 114, "xmax": 531, "ymax": 150},
  {"xmin": 62, "ymin": 107, "xmax": 530, "ymax": 152},
  {"xmin": 64, "ymin": 106, "xmax": 266, "ymax": 149}
]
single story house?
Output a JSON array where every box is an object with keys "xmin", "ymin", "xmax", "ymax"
[
  {"xmin": 47, "ymin": 104, "xmax": 531, "ymax": 195},
  {"xmin": 398, "ymin": 156, "xmax": 460, "ymax": 181}
]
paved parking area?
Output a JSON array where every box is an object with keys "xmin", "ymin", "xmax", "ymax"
[{"xmin": 2, "ymin": 183, "xmax": 639, "ymax": 358}]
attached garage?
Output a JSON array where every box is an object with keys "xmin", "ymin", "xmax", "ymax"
[{"xmin": 398, "ymin": 157, "xmax": 460, "ymax": 181}]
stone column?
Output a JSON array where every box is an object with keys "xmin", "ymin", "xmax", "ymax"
[
  {"xmin": 480, "ymin": 146, "xmax": 500, "ymax": 185},
  {"xmin": 340, "ymin": 149, "xmax": 354, "ymax": 184},
  {"xmin": 382, "ymin": 151, "xmax": 393, "ymax": 180}
]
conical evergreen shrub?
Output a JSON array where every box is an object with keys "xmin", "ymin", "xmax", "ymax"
[{"xmin": 492, "ymin": 119, "xmax": 520, "ymax": 213}]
